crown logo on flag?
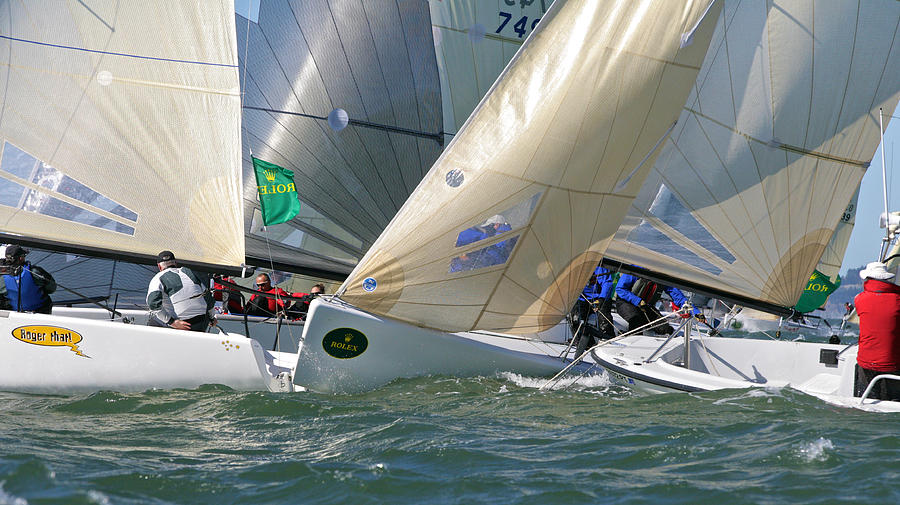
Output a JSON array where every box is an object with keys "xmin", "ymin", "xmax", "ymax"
[{"xmin": 263, "ymin": 168, "xmax": 277, "ymax": 182}]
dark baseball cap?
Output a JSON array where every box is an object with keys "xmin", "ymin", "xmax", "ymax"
[
  {"xmin": 5, "ymin": 244, "xmax": 27, "ymax": 258},
  {"xmin": 157, "ymin": 250, "xmax": 176, "ymax": 263}
]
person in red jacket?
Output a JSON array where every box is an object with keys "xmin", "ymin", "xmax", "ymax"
[
  {"xmin": 245, "ymin": 273, "xmax": 290, "ymax": 317},
  {"xmin": 212, "ymin": 276, "xmax": 244, "ymax": 314},
  {"xmin": 286, "ymin": 283, "xmax": 325, "ymax": 320},
  {"xmin": 853, "ymin": 261, "xmax": 900, "ymax": 401}
]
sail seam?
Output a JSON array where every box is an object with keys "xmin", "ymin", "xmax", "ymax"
[{"xmin": 0, "ymin": 35, "xmax": 238, "ymax": 68}]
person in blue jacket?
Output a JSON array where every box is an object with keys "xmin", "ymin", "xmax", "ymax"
[
  {"xmin": 570, "ymin": 264, "xmax": 616, "ymax": 357},
  {"xmin": 450, "ymin": 215, "xmax": 515, "ymax": 272},
  {"xmin": 615, "ymin": 270, "xmax": 702, "ymax": 335},
  {"xmin": 1, "ymin": 245, "xmax": 56, "ymax": 314}
]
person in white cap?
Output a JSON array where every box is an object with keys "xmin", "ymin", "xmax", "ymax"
[{"xmin": 853, "ymin": 261, "xmax": 900, "ymax": 401}]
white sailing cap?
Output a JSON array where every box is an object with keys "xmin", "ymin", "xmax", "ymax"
[
  {"xmin": 859, "ymin": 262, "xmax": 895, "ymax": 281},
  {"xmin": 483, "ymin": 214, "xmax": 507, "ymax": 226}
]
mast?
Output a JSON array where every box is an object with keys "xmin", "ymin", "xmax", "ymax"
[{"xmin": 880, "ymin": 107, "xmax": 891, "ymax": 262}]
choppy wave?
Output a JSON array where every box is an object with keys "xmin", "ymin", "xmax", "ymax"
[{"xmin": 0, "ymin": 377, "xmax": 896, "ymax": 505}]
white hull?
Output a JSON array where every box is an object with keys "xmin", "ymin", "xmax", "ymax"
[
  {"xmin": 293, "ymin": 298, "xmax": 596, "ymax": 393},
  {"xmin": 593, "ymin": 334, "xmax": 900, "ymax": 412},
  {"xmin": 0, "ymin": 310, "xmax": 298, "ymax": 394}
]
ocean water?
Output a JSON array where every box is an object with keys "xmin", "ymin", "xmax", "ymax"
[{"xmin": 1, "ymin": 370, "xmax": 897, "ymax": 505}]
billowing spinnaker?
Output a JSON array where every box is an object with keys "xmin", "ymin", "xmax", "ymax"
[
  {"xmin": 0, "ymin": 1, "xmax": 244, "ymax": 268},
  {"xmin": 339, "ymin": 0, "xmax": 722, "ymax": 334},
  {"xmin": 606, "ymin": 0, "xmax": 900, "ymax": 309}
]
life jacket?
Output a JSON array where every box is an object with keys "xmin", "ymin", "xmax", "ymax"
[
  {"xmin": 630, "ymin": 278, "xmax": 660, "ymax": 305},
  {"xmin": 3, "ymin": 264, "xmax": 48, "ymax": 311}
]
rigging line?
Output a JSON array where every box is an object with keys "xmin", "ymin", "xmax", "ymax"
[
  {"xmin": 240, "ymin": 1, "xmax": 252, "ymax": 112},
  {"xmin": 240, "ymin": 106, "xmax": 445, "ymax": 143}
]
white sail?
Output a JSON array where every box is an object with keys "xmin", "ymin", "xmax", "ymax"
[
  {"xmin": 817, "ymin": 187, "xmax": 860, "ymax": 282},
  {"xmin": 0, "ymin": 1, "xmax": 244, "ymax": 268},
  {"xmin": 430, "ymin": 0, "xmax": 552, "ymax": 138},
  {"xmin": 605, "ymin": 0, "xmax": 900, "ymax": 309},
  {"xmin": 338, "ymin": 0, "xmax": 722, "ymax": 334}
]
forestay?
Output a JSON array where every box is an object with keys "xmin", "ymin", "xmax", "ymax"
[
  {"xmin": 0, "ymin": 1, "xmax": 244, "ymax": 269},
  {"xmin": 605, "ymin": 0, "xmax": 900, "ymax": 309},
  {"xmin": 338, "ymin": 0, "xmax": 722, "ymax": 334}
]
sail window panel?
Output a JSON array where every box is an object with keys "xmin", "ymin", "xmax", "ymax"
[
  {"xmin": 625, "ymin": 221, "xmax": 721, "ymax": 276},
  {"xmin": 449, "ymin": 235, "xmax": 519, "ymax": 273},
  {"xmin": 452, "ymin": 192, "xmax": 541, "ymax": 249},
  {"xmin": 294, "ymin": 202, "xmax": 363, "ymax": 250},
  {"xmin": 0, "ymin": 142, "xmax": 39, "ymax": 180},
  {"xmin": 0, "ymin": 179, "xmax": 27, "ymax": 208},
  {"xmin": 29, "ymin": 167, "xmax": 138, "ymax": 223},
  {"xmin": 0, "ymin": 142, "xmax": 137, "ymax": 233},
  {"xmin": 250, "ymin": 210, "xmax": 359, "ymax": 263},
  {"xmin": 21, "ymin": 192, "xmax": 135, "ymax": 236},
  {"xmin": 648, "ymin": 184, "xmax": 735, "ymax": 264}
]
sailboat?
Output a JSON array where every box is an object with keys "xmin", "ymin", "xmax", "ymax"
[
  {"xmin": 0, "ymin": 0, "xmax": 570, "ymax": 394},
  {"xmin": 293, "ymin": 0, "xmax": 724, "ymax": 393},
  {"xmin": 590, "ymin": 0, "xmax": 900, "ymax": 411}
]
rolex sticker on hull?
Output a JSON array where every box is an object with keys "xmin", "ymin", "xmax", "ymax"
[
  {"xmin": 11, "ymin": 325, "xmax": 89, "ymax": 358},
  {"xmin": 322, "ymin": 328, "xmax": 368, "ymax": 359}
]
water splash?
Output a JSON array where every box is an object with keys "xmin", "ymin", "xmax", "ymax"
[
  {"xmin": 500, "ymin": 371, "xmax": 612, "ymax": 390},
  {"xmin": 796, "ymin": 437, "xmax": 834, "ymax": 463},
  {"xmin": 0, "ymin": 481, "xmax": 27, "ymax": 505}
]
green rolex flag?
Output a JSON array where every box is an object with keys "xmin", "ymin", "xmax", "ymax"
[
  {"xmin": 252, "ymin": 156, "xmax": 301, "ymax": 226},
  {"xmin": 793, "ymin": 269, "xmax": 841, "ymax": 313}
]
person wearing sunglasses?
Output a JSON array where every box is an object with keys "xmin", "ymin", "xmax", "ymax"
[{"xmin": 245, "ymin": 273, "xmax": 290, "ymax": 317}]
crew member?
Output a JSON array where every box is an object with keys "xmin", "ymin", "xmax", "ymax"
[
  {"xmin": 213, "ymin": 275, "xmax": 244, "ymax": 314},
  {"xmin": 571, "ymin": 265, "xmax": 615, "ymax": 357},
  {"xmin": 147, "ymin": 250, "xmax": 216, "ymax": 331},
  {"xmin": 615, "ymin": 271, "xmax": 702, "ymax": 335},
  {"xmin": 287, "ymin": 283, "xmax": 325, "ymax": 319},
  {"xmin": 853, "ymin": 262, "xmax": 900, "ymax": 401},
  {"xmin": 246, "ymin": 273, "xmax": 290, "ymax": 316},
  {"xmin": 1, "ymin": 245, "xmax": 55, "ymax": 313}
]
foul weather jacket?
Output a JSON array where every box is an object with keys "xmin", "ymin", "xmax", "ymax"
[
  {"xmin": 3, "ymin": 263, "xmax": 55, "ymax": 311},
  {"xmin": 854, "ymin": 278, "xmax": 900, "ymax": 372}
]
